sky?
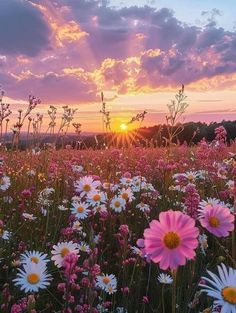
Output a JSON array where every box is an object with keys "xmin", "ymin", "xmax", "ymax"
[{"xmin": 0, "ymin": 0, "xmax": 236, "ymax": 132}]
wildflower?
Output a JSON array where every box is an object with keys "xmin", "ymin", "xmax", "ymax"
[
  {"xmin": 198, "ymin": 204, "xmax": 234, "ymax": 237},
  {"xmin": 144, "ymin": 210, "xmax": 199, "ymax": 269},
  {"xmin": 71, "ymin": 202, "xmax": 90, "ymax": 220},
  {"xmin": 183, "ymin": 183, "xmax": 200, "ymax": 218},
  {"xmin": 58, "ymin": 204, "xmax": 68, "ymax": 211},
  {"xmin": 75, "ymin": 176, "xmax": 100, "ymax": 196},
  {"xmin": 200, "ymin": 263, "xmax": 236, "ymax": 313},
  {"xmin": 78, "ymin": 242, "xmax": 90, "ymax": 253},
  {"xmin": 182, "ymin": 171, "xmax": 201, "ymax": 182},
  {"xmin": 120, "ymin": 177, "xmax": 133, "ymax": 186},
  {"xmin": 92, "ymin": 204, "xmax": 108, "ymax": 215},
  {"xmin": 157, "ymin": 273, "xmax": 173, "ymax": 284},
  {"xmin": 0, "ymin": 175, "xmax": 11, "ymax": 191},
  {"xmin": 96, "ymin": 273, "xmax": 117, "ymax": 294},
  {"xmin": 22, "ymin": 213, "xmax": 37, "ymax": 221},
  {"xmin": 131, "ymin": 246, "xmax": 142, "ymax": 256},
  {"xmin": 199, "ymin": 234, "xmax": 208, "ymax": 255},
  {"xmin": 119, "ymin": 188, "xmax": 134, "ymax": 202},
  {"xmin": 51, "ymin": 241, "xmax": 80, "ymax": 268},
  {"xmin": 72, "ymin": 220, "xmax": 83, "ymax": 231},
  {"xmin": 13, "ymin": 262, "xmax": 51, "ymax": 293},
  {"xmin": 87, "ymin": 190, "xmax": 107, "ymax": 207},
  {"xmin": 71, "ymin": 165, "xmax": 83, "ymax": 173},
  {"xmin": 110, "ymin": 196, "xmax": 126, "ymax": 213},
  {"xmin": 199, "ymin": 198, "xmax": 222, "ymax": 209},
  {"xmin": 136, "ymin": 202, "xmax": 150, "ymax": 213},
  {"xmin": 21, "ymin": 251, "xmax": 49, "ymax": 265},
  {"xmin": 0, "ymin": 230, "xmax": 11, "ymax": 240}
]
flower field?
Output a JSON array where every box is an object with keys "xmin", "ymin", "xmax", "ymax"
[{"xmin": 1, "ymin": 131, "xmax": 236, "ymax": 313}]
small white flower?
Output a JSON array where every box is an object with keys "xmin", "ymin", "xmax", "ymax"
[
  {"xmin": 71, "ymin": 202, "xmax": 90, "ymax": 220},
  {"xmin": 58, "ymin": 205, "xmax": 68, "ymax": 211},
  {"xmin": 22, "ymin": 213, "xmax": 37, "ymax": 221},
  {"xmin": 110, "ymin": 196, "xmax": 126, "ymax": 213},
  {"xmin": 1, "ymin": 230, "xmax": 11, "ymax": 240},
  {"xmin": 96, "ymin": 273, "xmax": 117, "ymax": 294},
  {"xmin": 0, "ymin": 175, "xmax": 11, "ymax": 191},
  {"xmin": 157, "ymin": 273, "xmax": 173, "ymax": 284}
]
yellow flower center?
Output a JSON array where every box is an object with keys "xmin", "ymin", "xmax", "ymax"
[
  {"xmin": 102, "ymin": 277, "xmax": 110, "ymax": 284},
  {"xmin": 222, "ymin": 286, "xmax": 236, "ymax": 304},
  {"xmin": 188, "ymin": 174, "xmax": 194, "ymax": 180},
  {"xmin": 83, "ymin": 184, "xmax": 91, "ymax": 192},
  {"xmin": 114, "ymin": 201, "xmax": 121, "ymax": 208},
  {"xmin": 77, "ymin": 206, "xmax": 85, "ymax": 213},
  {"xmin": 122, "ymin": 193, "xmax": 129, "ymax": 200},
  {"xmin": 108, "ymin": 286, "xmax": 113, "ymax": 293},
  {"xmin": 163, "ymin": 231, "xmax": 181, "ymax": 249},
  {"xmin": 60, "ymin": 247, "xmax": 70, "ymax": 257},
  {"xmin": 209, "ymin": 216, "xmax": 220, "ymax": 228},
  {"xmin": 93, "ymin": 194, "xmax": 101, "ymax": 202},
  {"xmin": 27, "ymin": 273, "xmax": 40, "ymax": 284},
  {"xmin": 30, "ymin": 256, "xmax": 39, "ymax": 264}
]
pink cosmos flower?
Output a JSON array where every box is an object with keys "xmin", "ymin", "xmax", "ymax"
[
  {"xmin": 144, "ymin": 210, "xmax": 199, "ymax": 270},
  {"xmin": 198, "ymin": 204, "xmax": 234, "ymax": 237}
]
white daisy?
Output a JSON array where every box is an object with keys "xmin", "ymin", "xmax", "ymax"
[
  {"xmin": 158, "ymin": 273, "xmax": 173, "ymax": 284},
  {"xmin": 0, "ymin": 175, "xmax": 11, "ymax": 191},
  {"xmin": 199, "ymin": 198, "xmax": 222, "ymax": 209},
  {"xmin": 182, "ymin": 171, "xmax": 201, "ymax": 182},
  {"xmin": 120, "ymin": 177, "xmax": 133, "ymax": 186},
  {"xmin": 131, "ymin": 246, "xmax": 142, "ymax": 256},
  {"xmin": 200, "ymin": 263, "xmax": 236, "ymax": 313},
  {"xmin": 51, "ymin": 241, "xmax": 80, "ymax": 268},
  {"xmin": 21, "ymin": 250, "xmax": 49, "ymax": 265},
  {"xmin": 92, "ymin": 204, "xmax": 108, "ymax": 215},
  {"xmin": 71, "ymin": 165, "xmax": 83, "ymax": 173},
  {"xmin": 22, "ymin": 213, "xmax": 37, "ymax": 221},
  {"xmin": 110, "ymin": 196, "xmax": 126, "ymax": 213},
  {"xmin": 58, "ymin": 205, "xmax": 68, "ymax": 211},
  {"xmin": 13, "ymin": 262, "xmax": 51, "ymax": 293},
  {"xmin": 75, "ymin": 176, "xmax": 101, "ymax": 196},
  {"xmin": 78, "ymin": 242, "xmax": 90, "ymax": 253},
  {"xmin": 87, "ymin": 190, "xmax": 107, "ymax": 207},
  {"xmin": 119, "ymin": 188, "xmax": 134, "ymax": 202},
  {"xmin": 199, "ymin": 234, "xmax": 208, "ymax": 255},
  {"xmin": 96, "ymin": 273, "xmax": 117, "ymax": 294},
  {"xmin": 72, "ymin": 220, "xmax": 83, "ymax": 231},
  {"xmin": 136, "ymin": 202, "xmax": 150, "ymax": 213},
  {"xmin": 1, "ymin": 230, "xmax": 11, "ymax": 240},
  {"xmin": 71, "ymin": 202, "xmax": 90, "ymax": 220}
]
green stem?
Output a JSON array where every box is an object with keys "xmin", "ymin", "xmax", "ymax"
[
  {"xmin": 162, "ymin": 285, "xmax": 165, "ymax": 313},
  {"xmin": 172, "ymin": 269, "xmax": 177, "ymax": 313}
]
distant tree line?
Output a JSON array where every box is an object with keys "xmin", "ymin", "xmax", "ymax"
[{"xmin": 82, "ymin": 120, "xmax": 236, "ymax": 148}]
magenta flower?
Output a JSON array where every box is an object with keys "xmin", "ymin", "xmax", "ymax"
[
  {"xmin": 198, "ymin": 204, "xmax": 234, "ymax": 237},
  {"xmin": 144, "ymin": 210, "xmax": 199, "ymax": 270}
]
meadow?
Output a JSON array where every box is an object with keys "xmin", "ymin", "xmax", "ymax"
[{"xmin": 0, "ymin": 125, "xmax": 236, "ymax": 313}]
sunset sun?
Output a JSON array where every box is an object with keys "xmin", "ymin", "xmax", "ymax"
[{"xmin": 119, "ymin": 123, "xmax": 128, "ymax": 132}]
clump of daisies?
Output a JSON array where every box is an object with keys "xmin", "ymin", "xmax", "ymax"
[
  {"xmin": 14, "ymin": 250, "xmax": 51, "ymax": 293},
  {"xmin": 96, "ymin": 273, "xmax": 117, "ymax": 294}
]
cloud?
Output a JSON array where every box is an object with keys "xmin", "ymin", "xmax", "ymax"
[
  {"xmin": 4, "ymin": 72, "xmax": 99, "ymax": 104},
  {"xmin": 0, "ymin": 0, "xmax": 51, "ymax": 56},
  {"xmin": 1, "ymin": 0, "xmax": 236, "ymax": 101}
]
